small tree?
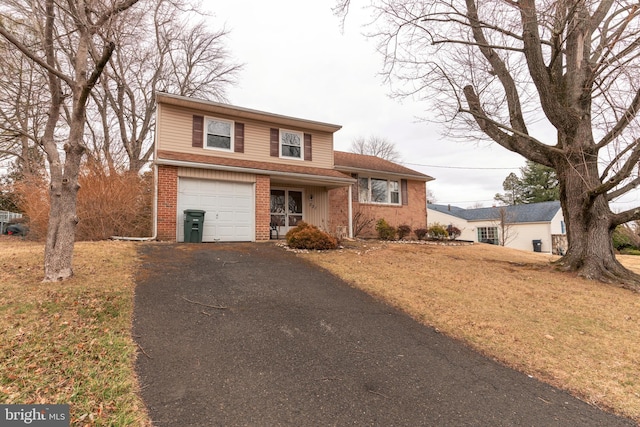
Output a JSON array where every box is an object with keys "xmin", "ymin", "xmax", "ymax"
[
  {"xmin": 492, "ymin": 207, "xmax": 518, "ymax": 247},
  {"xmin": 352, "ymin": 205, "xmax": 375, "ymax": 238}
]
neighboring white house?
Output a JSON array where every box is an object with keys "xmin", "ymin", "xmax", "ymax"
[{"xmin": 427, "ymin": 201, "xmax": 566, "ymax": 254}]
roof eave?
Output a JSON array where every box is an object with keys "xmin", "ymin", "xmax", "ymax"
[
  {"xmin": 157, "ymin": 92, "xmax": 342, "ymax": 133},
  {"xmin": 335, "ymin": 165, "xmax": 434, "ymax": 182}
]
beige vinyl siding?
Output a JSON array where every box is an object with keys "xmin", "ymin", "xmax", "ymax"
[
  {"xmin": 178, "ymin": 167, "xmax": 256, "ymax": 183},
  {"xmin": 158, "ymin": 104, "xmax": 334, "ymax": 169}
]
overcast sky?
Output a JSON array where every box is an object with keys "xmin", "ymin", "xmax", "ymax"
[{"xmin": 205, "ymin": 0, "xmax": 539, "ymax": 209}]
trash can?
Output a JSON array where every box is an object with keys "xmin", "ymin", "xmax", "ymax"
[
  {"xmin": 183, "ymin": 210, "xmax": 206, "ymax": 243},
  {"xmin": 532, "ymin": 239, "xmax": 542, "ymax": 252}
]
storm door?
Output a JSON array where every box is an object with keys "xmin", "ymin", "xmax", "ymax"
[{"xmin": 270, "ymin": 189, "xmax": 303, "ymax": 235}]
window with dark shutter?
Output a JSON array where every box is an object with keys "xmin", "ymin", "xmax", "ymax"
[
  {"xmin": 234, "ymin": 122, "xmax": 244, "ymax": 153},
  {"xmin": 192, "ymin": 115, "xmax": 203, "ymax": 148},
  {"xmin": 304, "ymin": 133, "xmax": 312, "ymax": 161},
  {"xmin": 401, "ymin": 179, "xmax": 408, "ymax": 205},
  {"xmin": 270, "ymin": 128, "xmax": 279, "ymax": 157}
]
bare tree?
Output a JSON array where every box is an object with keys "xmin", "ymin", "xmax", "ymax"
[
  {"xmin": 86, "ymin": 0, "xmax": 241, "ymax": 172},
  {"xmin": 492, "ymin": 207, "xmax": 518, "ymax": 247},
  {"xmin": 0, "ymin": 29, "xmax": 47, "ymax": 176},
  {"xmin": 336, "ymin": 0, "xmax": 640, "ymax": 289},
  {"xmin": 0, "ymin": 0, "xmax": 141, "ymax": 281},
  {"xmin": 350, "ymin": 135, "xmax": 401, "ymax": 163}
]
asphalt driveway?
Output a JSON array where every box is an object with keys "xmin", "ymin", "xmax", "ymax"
[{"xmin": 133, "ymin": 242, "xmax": 634, "ymax": 426}]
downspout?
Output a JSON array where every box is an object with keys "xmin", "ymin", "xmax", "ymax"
[
  {"xmin": 348, "ymin": 184, "xmax": 353, "ymax": 238},
  {"xmin": 110, "ymin": 163, "xmax": 158, "ymax": 241}
]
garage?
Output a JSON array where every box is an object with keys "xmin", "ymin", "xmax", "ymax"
[{"xmin": 177, "ymin": 178, "xmax": 254, "ymax": 242}]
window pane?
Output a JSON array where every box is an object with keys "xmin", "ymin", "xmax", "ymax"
[
  {"xmin": 207, "ymin": 134, "xmax": 231, "ymax": 149},
  {"xmin": 358, "ymin": 177, "xmax": 370, "ymax": 202},
  {"xmin": 371, "ymin": 178, "xmax": 388, "ymax": 203},
  {"xmin": 207, "ymin": 120, "xmax": 231, "ymax": 136},
  {"xmin": 288, "ymin": 192, "xmax": 302, "ymax": 214},
  {"xmin": 281, "ymin": 131, "xmax": 301, "ymax": 158},
  {"xmin": 281, "ymin": 132, "xmax": 301, "ymax": 146},
  {"xmin": 390, "ymin": 180, "xmax": 399, "ymax": 204},
  {"xmin": 206, "ymin": 119, "xmax": 231, "ymax": 149},
  {"xmin": 270, "ymin": 190, "xmax": 286, "ymax": 213},
  {"xmin": 281, "ymin": 145, "xmax": 301, "ymax": 158}
]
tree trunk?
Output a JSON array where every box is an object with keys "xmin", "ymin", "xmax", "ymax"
[
  {"xmin": 553, "ymin": 129, "xmax": 640, "ymax": 291},
  {"xmin": 43, "ymin": 148, "xmax": 82, "ymax": 281}
]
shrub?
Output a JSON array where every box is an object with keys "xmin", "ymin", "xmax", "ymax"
[
  {"xmin": 427, "ymin": 224, "xmax": 449, "ymax": 240},
  {"xmin": 612, "ymin": 225, "xmax": 636, "ymax": 250},
  {"xmin": 286, "ymin": 221, "xmax": 338, "ymax": 250},
  {"xmin": 414, "ymin": 228, "xmax": 428, "ymax": 240},
  {"xmin": 446, "ymin": 225, "xmax": 461, "ymax": 240},
  {"xmin": 620, "ymin": 248, "xmax": 640, "ymax": 256},
  {"xmin": 375, "ymin": 218, "xmax": 396, "ymax": 240},
  {"xmin": 397, "ymin": 224, "xmax": 412, "ymax": 240},
  {"xmin": 14, "ymin": 166, "xmax": 153, "ymax": 241}
]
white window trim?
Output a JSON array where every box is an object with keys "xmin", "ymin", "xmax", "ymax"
[
  {"xmin": 204, "ymin": 116, "xmax": 234, "ymax": 152},
  {"xmin": 358, "ymin": 176, "xmax": 401, "ymax": 205},
  {"xmin": 279, "ymin": 129, "xmax": 304, "ymax": 160}
]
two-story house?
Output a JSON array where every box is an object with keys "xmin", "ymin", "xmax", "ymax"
[{"xmin": 154, "ymin": 93, "xmax": 433, "ymax": 242}]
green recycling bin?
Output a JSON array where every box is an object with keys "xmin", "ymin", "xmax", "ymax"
[{"xmin": 183, "ymin": 209, "xmax": 206, "ymax": 243}]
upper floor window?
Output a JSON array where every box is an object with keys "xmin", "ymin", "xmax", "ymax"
[
  {"xmin": 206, "ymin": 118, "xmax": 233, "ymax": 151},
  {"xmin": 280, "ymin": 130, "xmax": 303, "ymax": 159},
  {"xmin": 358, "ymin": 177, "xmax": 400, "ymax": 204}
]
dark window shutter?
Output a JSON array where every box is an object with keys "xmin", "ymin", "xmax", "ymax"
[
  {"xmin": 304, "ymin": 133, "xmax": 312, "ymax": 161},
  {"xmin": 351, "ymin": 173, "xmax": 359, "ymax": 202},
  {"xmin": 192, "ymin": 115, "xmax": 203, "ymax": 148},
  {"xmin": 270, "ymin": 128, "xmax": 279, "ymax": 157},
  {"xmin": 234, "ymin": 122, "xmax": 244, "ymax": 153},
  {"xmin": 401, "ymin": 179, "xmax": 408, "ymax": 205}
]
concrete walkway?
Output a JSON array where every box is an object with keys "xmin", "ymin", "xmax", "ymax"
[{"xmin": 133, "ymin": 242, "xmax": 634, "ymax": 426}]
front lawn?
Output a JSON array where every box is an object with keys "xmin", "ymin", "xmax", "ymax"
[
  {"xmin": 300, "ymin": 241, "xmax": 640, "ymax": 423},
  {"xmin": 0, "ymin": 239, "xmax": 150, "ymax": 426}
]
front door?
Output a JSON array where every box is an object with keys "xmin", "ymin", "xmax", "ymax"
[{"xmin": 270, "ymin": 189, "xmax": 303, "ymax": 235}]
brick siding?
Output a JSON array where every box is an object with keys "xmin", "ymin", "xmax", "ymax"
[
  {"xmin": 255, "ymin": 175, "xmax": 271, "ymax": 241},
  {"xmin": 328, "ymin": 180, "xmax": 427, "ymax": 239},
  {"xmin": 157, "ymin": 165, "xmax": 178, "ymax": 241}
]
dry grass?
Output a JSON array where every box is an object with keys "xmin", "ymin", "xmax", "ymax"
[
  {"xmin": 0, "ymin": 238, "xmax": 151, "ymax": 426},
  {"xmin": 299, "ymin": 241, "xmax": 640, "ymax": 423}
]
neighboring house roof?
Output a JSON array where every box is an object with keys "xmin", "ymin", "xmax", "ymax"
[
  {"xmin": 334, "ymin": 151, "xmax": 434, "ymax": 182},
  {"xmin": 156, "ymin": 150, "xmax": 355, "ymax": 187},
  {"xmin": 157, "ymin": 92, "xmax": 342, "ymax": 133},
  {"xmin": 428, "ymin": 201, "xmax": 562, "ymax": 223}
]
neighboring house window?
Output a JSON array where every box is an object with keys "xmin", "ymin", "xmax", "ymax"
[
  {"xmin": 205, "ymin": 117, "xmax": 233, "ymax": 151},
  {"xmin": 358, "ymin": 177, "xmax": 401, "ymax": 205},
  {"xmin": 561, "ymin": 220, "xmax": 566, "ymax": 234},
  {"xmin": 280, "ymin": 130, "xmax": 303, "ymax": 159},
  {"xmin": 477, "ymin": 227, "xmax": 498, "ymax": 245}
]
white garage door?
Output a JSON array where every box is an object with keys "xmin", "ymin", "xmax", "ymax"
[{"xmin": 177, "ymin": 178, "xmax": 254, "ymax": 242}]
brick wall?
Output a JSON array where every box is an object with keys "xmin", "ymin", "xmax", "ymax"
[
  {"xmin": 157, "ymin": 165, "xmax": 178, "ymax": 241},
  {"xmin": 329, "ymin": 180, "xmax": 428, "ymax": 239},
  {"xmin": 255, "ymin": 175, "xmax": 271, "ymax": 241},
  {"xmin": 328, "ymin": 186, "xmax": 350, "ymax": 236}
]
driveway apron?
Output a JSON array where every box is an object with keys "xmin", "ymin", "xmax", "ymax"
[{"xmin": 133, "ymin": 242, "xmax": 634, "ymax": 426}]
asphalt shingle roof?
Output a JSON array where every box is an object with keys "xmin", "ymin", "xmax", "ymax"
[
  {"xmin": 428, "ymin": 201, "xmax": 562, "ymax": 223},
  {"xmin": 334, "ymin": 151, "xmax": 434, "ymax": 181}
]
